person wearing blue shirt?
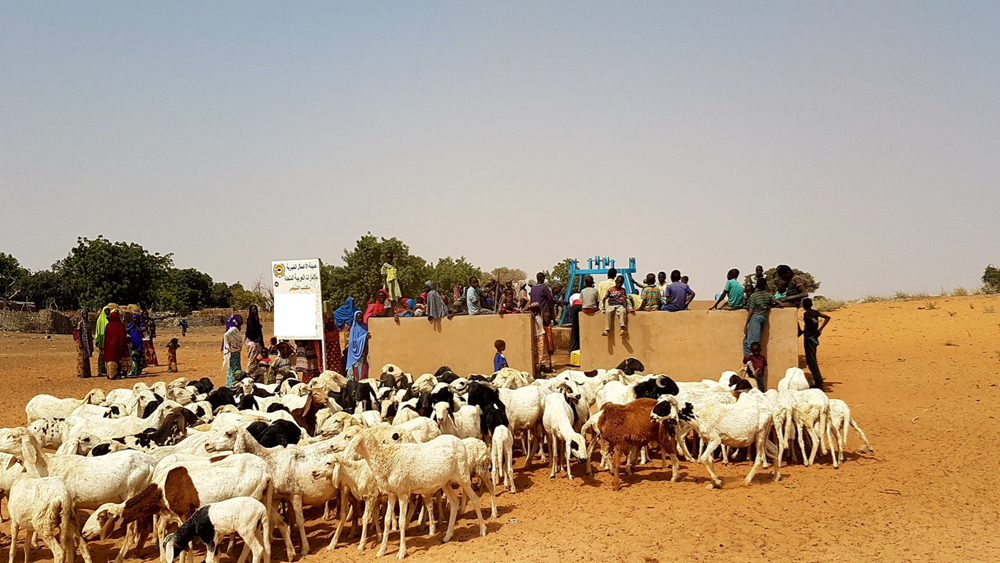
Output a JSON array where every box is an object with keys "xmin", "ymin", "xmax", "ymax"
[
  {"xmin": 712, "ymin": 268, "xmax": 745, "ymax": 310},
  {"xmin": 663, "ymin": 270, "xmax": 695, "ymax": 311},
  {"xmin": 493, "ymin": 339, "xmax": 509, "ymax": 372}
]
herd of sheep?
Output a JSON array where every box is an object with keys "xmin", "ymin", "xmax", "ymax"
[{"xmin": 0, "ymin": 358, "xmax": 873, "ymax": 563}]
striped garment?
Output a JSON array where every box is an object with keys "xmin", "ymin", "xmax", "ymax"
[
  {"xmin": 641, "ymin": 286, "xmax": 662, "ymax": 311},
  {"xmin": 746, "ymin": 290, "xmax": 779, "ymax": 315}
]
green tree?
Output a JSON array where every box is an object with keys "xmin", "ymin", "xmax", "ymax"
[
  {"xmin": 321, "ymin": 234, "xmax": 431, "ymax": 306},
  {"xmin": 230, "ymin": 282, "xmax": 268, "ymax": 310},
  {"xmin": 155, "ymin": 268, "xmax": 214, "ymax": 312},
  {"xmin": 429, "ymin": 257, "xmax": 483, "ymax": 295},
  {"xmin": 209, "ymin": 282, "xmax": 234, "ymax": 308},
  {"xmin": 983, "ymin": 264, "xmax": 1000, "ymax": 293},
  {"xmin": 545, "ymin": 258, "xmax": 575, "ymax": 290},
  {"xmin": 18, "ymin": 270, "xmax": 75, "ymax": 310},
  {"xmin": 744, "ymin": 267, "xmax": 820, "ymax": 294},
  {"xmin": 0, "ymin": 253, "xmax": 28, "ymax": 303},
  {"xmin": 485, "ymin": 266, "xmax": 527, "ymax": 285},
  {"xmin": 54, "ymin": 236, "xmax": 173, "ymax": 310}
]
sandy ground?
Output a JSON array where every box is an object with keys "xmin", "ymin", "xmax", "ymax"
[{"xmin": 2, "ymin": 295, "xmax": 1000, "ymax": 563}]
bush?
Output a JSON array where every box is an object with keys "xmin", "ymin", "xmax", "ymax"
[
  {"xmin": 983, "ymin": 265, "xmax": 1000, "ymax": 292},
  {"xmin": 813, "ymin": 296, "xmax": 847, "ymax": 312},
  {"xmin": 952, "ymin": 286, "xmax": 969, "ymax": 297}
]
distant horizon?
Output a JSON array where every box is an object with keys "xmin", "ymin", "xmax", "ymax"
[
  {"xmin": 8, "ymin": 232, "xmax": 993, "ymax": 301},
  {"xmin": 3, "ymin": 3, "xmax": 997, "ymax": 300}
]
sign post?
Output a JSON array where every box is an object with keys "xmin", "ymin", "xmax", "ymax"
[{"xmin": 271, "ymin": 259, "xmax": 325, "ymax": 371}]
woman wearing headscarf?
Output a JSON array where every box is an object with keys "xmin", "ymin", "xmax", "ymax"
[
  {"xmin": 141, "ymin": 310, "xmax": 158, "ymax": 367},
  {"xmin": 424, "ymin": 281, "xmax": 449, "ymax": 320},
  {"xmin": 295, "ymin": 339, "xmax": 321, "ymax": 383},
  {"xmin": 244, "ymin": 304, "xmax": 265, "ymax": 379},
  {"xmin": 94, "ymin": 305, "xmax": 112, "ymax": 377},
  {"xmin": 344, "ymin": 311, "xmax": 369, "ymax": 381},
  {"xmin": 323, "ymin": 314, "xmax": 344, "ymax": 375},
  {"xmin": 222, "ymin": 314, "xmax": 243, "ymax": 387},
  {"xmin": 103, "ymin": 310, "xmax": 129, "ymax": 380},
  {"xmin": 333, "ymin": 297, "xmax": 360, "ymax": 351},
  {"xmin": 364, "ymin": 289, "xmax": 390, "ymax": 323},
  {"xmin": 394, "ymin": 299, "xmax": 414, "ymax": 317},
  {"xmin": 126, "ymin": 313, "xmax": 145, "ymax": 377},
  {"xmin": 74, "ymin": 310, "xmax": 94, "ymax": 378}
]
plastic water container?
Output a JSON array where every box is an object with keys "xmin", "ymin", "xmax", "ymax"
[{"xmin": 569, "ymin": 350, "xmax": 580, "ymax": 367}]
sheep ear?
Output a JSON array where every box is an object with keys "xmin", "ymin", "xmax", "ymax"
[
  {"xmin": 4, "ymin": 456, "xmax": 17, "ymax": 470},
  {"xmin": 20, "ymin": 436, "xmax": 36, "ymax": 465}
]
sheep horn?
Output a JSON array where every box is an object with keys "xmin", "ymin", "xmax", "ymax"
[{"xmin": 655, "ymin": 375, "xmax": 667, "ymax": 388}]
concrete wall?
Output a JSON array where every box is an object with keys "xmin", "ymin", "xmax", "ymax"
[
  {"xmin": 579, "ymin": 308, "xmax": 798, "ymax": 389},
  {"xmin": 368, "ymin": 315, "xmax": 534, "ymax": 377}
]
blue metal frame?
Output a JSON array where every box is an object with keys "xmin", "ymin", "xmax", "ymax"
[{"xmin": 558, "ymin": 256, "xmax": 637, "ymax": 326}]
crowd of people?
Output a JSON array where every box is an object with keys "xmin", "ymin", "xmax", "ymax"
[{"xmin": 70, "ymin": 256, "xmax": 830, "ymax": 393}]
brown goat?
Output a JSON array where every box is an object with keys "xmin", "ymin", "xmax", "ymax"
[{"xmin": 597, "ymin": 398, "xmax": 678, "ymax": 491}]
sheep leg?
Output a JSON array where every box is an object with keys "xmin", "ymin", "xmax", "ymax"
[
  {"xmin": 824, "ymin": 417, "xmax": 839, "ymax": 469},
  {"xmin": 611, "ymin": 445, "xmax": 621, "ymax": 491},
  {"xmin": 439, "ymin": 486, "xmax": 459, "ymax": 544},
  {"xmin": 327, "ymin": 487, "xmax": 349, "ymax": 550},
  {"xmin": 548, "ymin": 433, "xmax": 559, "ymax": 478},
  {"xmin": 805, "ymin": 423, "xmax": 821, "ymax": 466},
  {"xmin": 357, "ymin": 499, "xmax": 372, "ymax": 551},
  {"xmin": 396, "ymin": 496, "xmax": 409, "ymax": 560},
  {"xmin": 270, "ymin": 510, "xmax": 295, "ymax": 562},
  {"xmin": 376, "ymin": 493, "xmax": 395, "ymax": 558},
  {"xmin": 796, "ymin": 422, "xmax": 809, "ymax": 465},
  {"xmin": 246, "ymin": 525, "xmax": 266, "ymax": 563},
  {"xmin": 482, "ymin": 469, "xmax": 498, "ymax": 519},
  {"xmin": 564, "ymin": 439, "xmax": 575, "ymax": 480},
  {"xmin": 700, "ymin": 439, "xmax": 724, "ymax": 489},
  {"xmin": 421, "ymin": 495, "xmax": 435, "ymax": 536},
  {"xmin": 290, "ymin": 495, "xmax": 310, "ymax": 555},
  {"xmin": 114, "ymin": 522, "xmax": 137, "ymax": 563},
  {"xmin": 851, "ymin": 417, "xmax": 873, "ymax": 454},
  {"xmin": 40, "ymin": 533, "xmax": 63, "ymax": 563},
  {"xmin": 457, "ymin": 479, "xmax": 487, "ymax": 538},
  {"xmin": 505, "ymin": 443, "xmax": 516, "ymax": 493},
  {"xmin": 745, "ymin": 429, "xmax": 770, "ymax": 485},
  {"xmin": 8, "ymin": 521, "xmax": 17, "ymax": 563}
]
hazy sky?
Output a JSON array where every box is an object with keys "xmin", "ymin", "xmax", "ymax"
[{"xmin": 3, "ymin": 2, "xmax": 998, "ymax": 299}]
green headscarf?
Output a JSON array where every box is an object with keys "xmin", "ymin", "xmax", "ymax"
[{"xmin": 95, "ymin": 306, "xmax": 112, "ymax": 348}]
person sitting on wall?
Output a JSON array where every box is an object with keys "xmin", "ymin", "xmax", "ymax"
[
  {"xmin": 712, "ymin": 268, "xmax": 745, "ymax": 310},
  {"xmin": 639, "ymin": 273, "xmax": 663, "ymax": 311},
  {"xmin": 467, "ymin": 277, "xmax": 492, "ymax": 315},
  {"xmin": 601, "ymin": 275, "xmax": 632, "ymax": 337},
  {"xmin": 597, "ymin": 267, "xmax": 618, "ymax": 312},
  {"xmin": 663, "ymin": 270, "xmax": 695, "ymax": 312}
]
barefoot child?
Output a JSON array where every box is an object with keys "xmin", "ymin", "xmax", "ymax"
[
  {"xmin": 743, "ymin": 341, "xmax": 767, "ymax": 392},
  {"xmin": 166, "ymin": 338, "xmax": 180, "ymax": 373}
]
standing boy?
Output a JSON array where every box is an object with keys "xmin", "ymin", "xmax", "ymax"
[
  {"xmin": 494, "ymin": 339, "xmax": 509, "ymax": 372},
  {"xmin": 744, "ymin": 278, "xmax": 783, "ymax": 356},
  {"xmin": 800, "ymin": 297, "xmax": 831, "ymax": 391},
  {"xmin": 743, "ymin": 341, "xmax": 768, "ymax": 392}
]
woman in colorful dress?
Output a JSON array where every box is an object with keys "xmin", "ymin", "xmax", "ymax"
[
  {"xmin": 103, "ymin": 310, "xmax": 129, "ymax": 380},
  {"xmin": 294, "ymin": 339, "xmax": 321, "ymax": 383},
  {"xmin": 141, "ymin": 311, "xmax": 158, "ymax": 367},
  {"xmin": 94, "ymin": 305, "xmax": 112, "ymax": 377},
  {"xmin": 333, "ymin": 297, "xmax": 359, "ymax": 353},
  {"xmin": 74, "ymin": 310, "xmax": 94, "ymax": 378},
  {"xmin": 323, "ymin": 315, "xmax": 344, "ymax": 375}
]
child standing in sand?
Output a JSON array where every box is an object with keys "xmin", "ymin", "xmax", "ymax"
[
  {"xmin": 800, "ymin": 297, "xmax": 831, "ymax": 391},
  {"xmin": 166, "ymin": 338, "xmax": 180, "ymax": 372}
]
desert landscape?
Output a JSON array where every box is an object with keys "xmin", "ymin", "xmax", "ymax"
[{"xmin": 2, "ymin": 294, "xmax": 999, "ymax": 563}]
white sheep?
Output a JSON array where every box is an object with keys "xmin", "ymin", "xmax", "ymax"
[
  {"xmin": 828, "ymin": 399, "xmax": 873, "ymax": 463},
  {"xmin": 163, "ymin": 497, "xmax": 271, "ymax": 563},
  {"xmin": 2, "ymin": 430, "xmax": 93, "ymax": 563},
  {"xmin": 789, "ymin": 388, "xmax": 836, "ymax": 467},
  {"xmin": 349, "ymin": 426, "xmax": 487, "ymax": 559},
  {"xmin": 658, "ymin": 391, "xmax": 780, "ymax": 489},
  {"xmin": 25, "ymin": 389, "xmax": 105, "ymax": 423},
  {"xmin": 778, "ymin": 367, "xmax": 810, "ymax": 391},
  {"xmin": 541, "ymin": 386, "xmax": 587, "ymax": 480},
  {"xmin": 459, "ymin": 437, "xmax": 497, "ymax": 520},
  {"xmin": 489, "ymin": 425, "xmax": 515, "ymax": 494},
  {"xmin": 497, "ymin": 385, "xmax": 548, "ymax": 467},
  {"xmin": 320, "ymin": 425, "xmax": 387, "ymax": 552},
  {"xmin": 393, "ymin": 416, "xmax": 442, "ymax": 443},
  {"xmin": 431, "ymin": 403, "xmax": 482, "ymax": 440}
]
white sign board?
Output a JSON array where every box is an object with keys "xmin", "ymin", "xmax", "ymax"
[{"xmin": 272, "ymin": 259, "xmax": 323, "ymax": 341}]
